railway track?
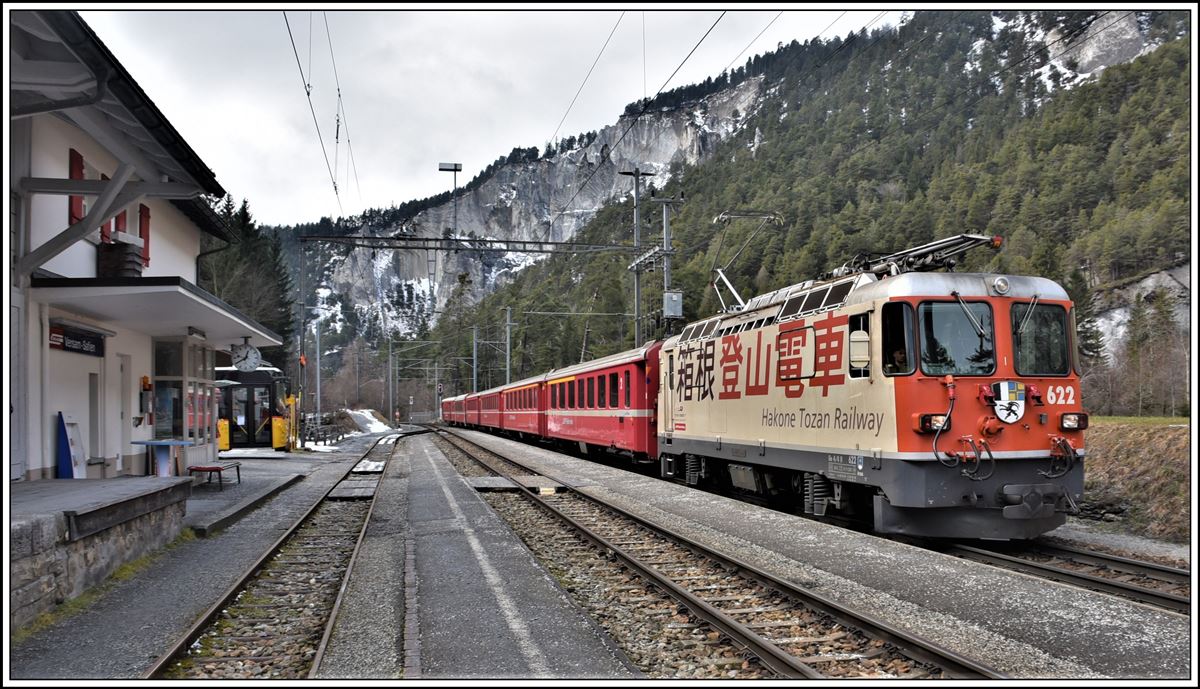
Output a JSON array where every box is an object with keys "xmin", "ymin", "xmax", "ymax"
[
  {"xmin": 942, "ymin": 541, "xmax": 1191, "ymax": 615},
  {"xmin": 436, "ymin": 428, "xmax": 1006, "ymax": 680},
  {"xmin": 144, "ymin": 433, "xmax": 406, "ymax": 679}
]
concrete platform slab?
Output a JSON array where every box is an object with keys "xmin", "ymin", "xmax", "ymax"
[
  {"xmin": 11, "ymin": 477, "xmax": 192, "ymax": 541},
  {"xmin": 402, "ymin": 435, "xmax": 636, "ymax": 679},
  {"xmin": 464, "ymin": 475, "xmax": 563, "ymax": 493},
  {"xmin": 457, "ymin": 430, "xmax": 1191, "ymax": 680}
]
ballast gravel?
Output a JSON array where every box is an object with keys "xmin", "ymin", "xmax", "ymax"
[{"xmin": 456, "ymin": 429, "xmax": 1189, "ymax": 679}]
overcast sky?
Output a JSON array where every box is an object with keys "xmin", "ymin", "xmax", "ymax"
[{"xmin": 80, "ymin": 8, "xmax": 906, "ymax": 227}]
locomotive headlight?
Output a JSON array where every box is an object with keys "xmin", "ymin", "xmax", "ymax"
[
  {"xmin": 992, "ymin": 276, "xmax": 1011, "ymax": 295},
  {"xmin": 1060, "ymin": 413, "xmax": 1089, "ymax": 430}
]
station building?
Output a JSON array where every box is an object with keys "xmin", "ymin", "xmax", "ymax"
[{"xmin": 8, "ymin": 10, "xmax": 283, "ymax": 482}]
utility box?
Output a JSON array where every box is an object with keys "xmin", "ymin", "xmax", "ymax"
[
  {"xmin": 272, "ymin": 416, "xmax": 288, "ymax": 451},
  {"xmin": 217, "ymin": 418, "xmax": 230, "ymax": 451},
  {"xmin": 664, "ymin": 290, "xmax": 683, "ymax": 319}
]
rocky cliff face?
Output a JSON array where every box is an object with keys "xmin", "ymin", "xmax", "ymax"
[
  {"xmin": 1092, "ymin": 264, "xmax": 1191, "ymax": 353},
  {"xmin": 325, "ymin": 76, "xmax": 765, "ymax": 333},
  {"xmin": 318, "ymin": 10, "xmax": 1179, "ymax": 337}
]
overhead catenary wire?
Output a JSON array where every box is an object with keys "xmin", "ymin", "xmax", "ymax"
[
  {"xmin": 545, "ymin": 11, "xmax": 727, "ymax": 241},
  {"xmin": 550, "ymin": 11, "xmax": 625, "ymax": 150},
  {"xmin": 324, "ymin": 12, "xmax": 363, "ymax": 206},
  {"xmin": 721, "ymin": 10, "xmax": 787, "ymax": 76},
  {"xmin": 283, "ymin": 11, "xmax": 342, "ymax": 216}
]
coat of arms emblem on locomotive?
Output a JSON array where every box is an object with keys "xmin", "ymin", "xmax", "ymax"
[{"xmin": 991, "ymin": 380, "xmax": 1026, "ymax": 423}]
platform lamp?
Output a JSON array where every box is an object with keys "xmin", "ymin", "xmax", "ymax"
[{"xmin": 438, "ymin": 162, "xmax": 462, "ymax": 235}]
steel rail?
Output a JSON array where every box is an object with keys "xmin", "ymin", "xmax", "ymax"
[
  {"xmin": 308, "ymin": 438, "xmax": 400, "ymax": 677},
  {"xmin": 437, "ymin": 428, "xmax": 1007, "ymax": 679},
  {"xmin": 1031, "ymin": 541, "xmax": 1191, "ymax": 584},
  {"xmin": 946, "ymin": 544, "xmax": 1190, "ymax": 615},
  {"xmin": 143, "ymin": 433, "xmax": 399, "ymax": 678}
]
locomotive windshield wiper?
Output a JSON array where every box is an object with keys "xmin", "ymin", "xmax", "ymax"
[
  {"xmin": 951, "ymin": 291, "xmax": 985, "ymax": 339},
  {"xmin": 1017, "ymin": 294, "xmax": 1040, "ymax": 335}
]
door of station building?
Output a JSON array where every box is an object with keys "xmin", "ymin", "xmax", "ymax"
[{"xmin": 229, "ymin": 385, "xmax": 273, "ymax": 446}]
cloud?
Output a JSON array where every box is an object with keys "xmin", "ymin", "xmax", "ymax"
[{"xmin": 80, "ymin": 9, "xmax": 902, "ymax": 226}]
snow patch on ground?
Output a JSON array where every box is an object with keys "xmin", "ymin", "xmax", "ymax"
[
  {"xmin": 346, "ymin": 408, "xmax": 392, "ymax": 433},
  {"xmin": 301, "ymin": 442, "xmax": 342, "ymax": 453}
]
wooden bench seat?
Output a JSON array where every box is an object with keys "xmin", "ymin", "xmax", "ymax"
[{"xmin": 187, "ymin": 462, "xmax": 241, "ymax": 490}]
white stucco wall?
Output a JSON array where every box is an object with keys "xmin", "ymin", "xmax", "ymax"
[
  {"xmin": 25, "ymin": 306, "xmax": 156, "ymax": 478},
  {"xmin": 28, "ymin": 114, "xmax": 201, "ymax": 282}
]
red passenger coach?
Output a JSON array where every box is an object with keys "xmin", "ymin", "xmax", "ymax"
[
  {"xmin": 545, "ymin": 341, "xmax": 661, "ymax": 460},
  {"xmin": 464, "ymin": 393, "xmax": 482, "ymax": 427},
  {"xmin": 501, "ymin": 375, "xmax": 547, "ymax": 437},
  {"xmin": 441, "ymin": 395, "xmax": 466, "ymax": 425},
  {"xmin": 479, "ymin": 390, "xmax": 503, "ymax": 429}
]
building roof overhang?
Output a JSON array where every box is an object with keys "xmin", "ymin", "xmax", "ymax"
[
  {"xmin": 30, "ymin": 276, "xmax": 283, "ymax": 349},
  {"xmin": 10, "ymin": 10, "xmax": 229, "ymax": 240}
]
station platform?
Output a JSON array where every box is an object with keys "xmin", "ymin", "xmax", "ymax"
[
  {"xmin": 9, "ymin": 434, "xmax": 383, "ymax": 679},
  {"xmin": 452, "ymin": 429, "xmax": 1191, "ymax": 680},
  {"xmin": 316, "ymin": 433, "xmax": 637, "ymax": 679},
  {"xmin": 10, "ymin": 476, "xmax": 192, "ymax": 630}
]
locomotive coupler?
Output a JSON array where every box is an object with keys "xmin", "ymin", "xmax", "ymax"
[{"xmin": 998, "ymin": 483, "xmax": 1063, "ymax": 519}]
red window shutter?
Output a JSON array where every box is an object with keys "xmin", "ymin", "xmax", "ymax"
[
  {"xmin": 138, "ymin": 203, "xmax": 151, "ymax": 267},
  {"xmin": 69, "ymin": 149, "xmax": 84, "ymax": 225},
  {"xmin": 99, "ymin": 174, "xmax": 112, "ymax": 242},
  {"xmin": 115, "ymin": 210, "xmax": 127, "ymax": 234}
]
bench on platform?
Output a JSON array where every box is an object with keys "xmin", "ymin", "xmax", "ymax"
[{"xmin": 187, "ymin": 462, "xmax": 242, "ymax": 490}]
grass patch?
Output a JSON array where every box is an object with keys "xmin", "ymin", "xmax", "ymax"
[
  {"xmin": 1084, "ymin": 424, "xmax": 1191, "ymax": 542},
  {"xmin": 1092, "ymin": 416, "xmax": 1190, "ymax": 426},
  {"xmin": 11, "ymin": 527, "xmax": 197, "ymax": 645}
]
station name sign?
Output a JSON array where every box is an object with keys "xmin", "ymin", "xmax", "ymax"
[{"xmin": 49, "ymin": 325, "xmax": 105, "ymax": 357}]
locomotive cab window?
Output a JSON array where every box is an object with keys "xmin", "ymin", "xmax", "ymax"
[
  {"xmin": 1012, "ymin": 302, "xmax": 1070, "ymax": 376},
  {"xmin": 917, "ymin": 301, "xmax": 994, "ymax": 376},
  {"xmin": 882, "ymin": 303, "xmax": 914, "ymax": 375}
]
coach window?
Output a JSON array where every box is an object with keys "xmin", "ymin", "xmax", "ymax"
[
  {"xmin": 625, "ymin": 370, "xmax": 631, "ymax": 407},
  {"xmin": 568, "ymin": 381, "xmax": 576, "ymax": 408},
  {"xmin": 598, "ymin": 375, "xmax": 607, "ymax": 408},
  {"xmin": 587, "ymin": 377, "xmax": 595, "ymax": 408},
  {"xmin": 609, "ymin": 372, "xmax": 619, "ymax": 407},
  {"xmin": 849, "ymin": 313, "xmax": 870, "ymax": 379}
]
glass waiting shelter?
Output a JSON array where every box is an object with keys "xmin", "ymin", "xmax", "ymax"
[
  {"xmin": 216, "ymin": 364, "xmax": 288, "ymax": 447},
  {"xmin": 152, "ymin": 336, "xmax": 218, "ymax": 469}
]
